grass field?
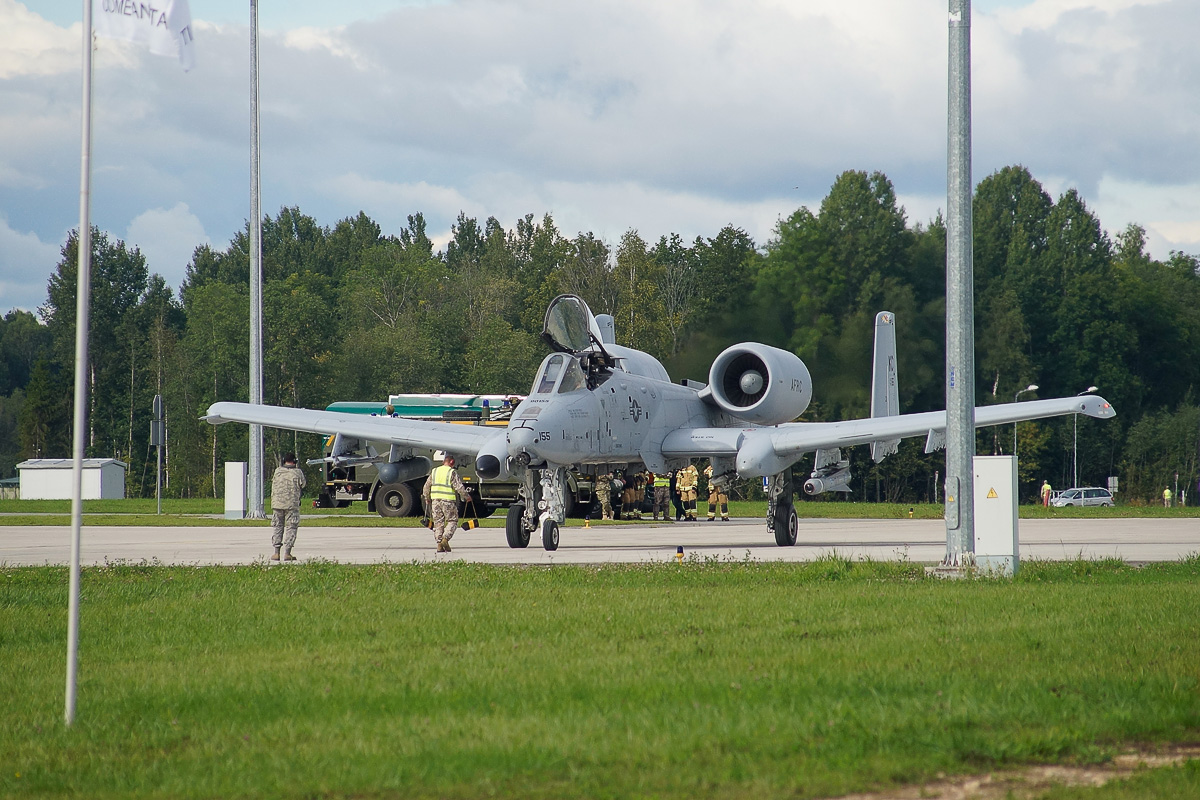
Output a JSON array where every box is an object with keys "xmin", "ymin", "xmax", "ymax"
[
  {"xmin": 3, "ymin": 558, "xmax": 1198, "ymax": 799},
  {"xmin": 5, "ymin": 497, "xmax": 1200, "ymax": 526}
]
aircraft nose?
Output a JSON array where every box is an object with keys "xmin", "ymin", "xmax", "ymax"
[{"xmin": 507, "ymin": 425, "xmax": 537, "ymax": 457}]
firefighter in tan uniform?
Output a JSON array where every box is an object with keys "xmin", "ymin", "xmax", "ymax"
[
  {"xmin": 676, "ymin": 463, "xmax": 700, "ymax": 520},
  {"xmin": 704, "ymin": 463, "xmax": 730, "ymax": 521},
  {"xmin": 621, "ymin": 471, "xmax": 644, "ymax": 519},
  {"xmin": 422, "ymin": 453, "xmax": 471, "ymax": 552}
]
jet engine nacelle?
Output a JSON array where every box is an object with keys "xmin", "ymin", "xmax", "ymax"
[{"xmin": 707, "ymin": 343, "xmax": 813, "ymax": 426}]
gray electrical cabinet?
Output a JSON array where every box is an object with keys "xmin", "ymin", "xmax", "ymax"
[{"xmin": 972, "ymin": 455, "xmax": 1019, "ymax": 576}]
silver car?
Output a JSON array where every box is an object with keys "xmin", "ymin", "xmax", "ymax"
[{"xmin": 1051, "ymin": 487, "xmax": 1115, "ymax": 507}]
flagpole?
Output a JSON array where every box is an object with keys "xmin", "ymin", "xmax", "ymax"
[
  {"xmin": 66, "ymin": 0, "xmax": 95, "ymax": 727},
  {"xmin": 248, "ymin": 0, "xmax": 265, "ymax": 518}
]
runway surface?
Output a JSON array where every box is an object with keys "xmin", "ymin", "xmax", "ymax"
[{"xmin": 1, "ymin": 516, "xmax": 1197, "ymax": 566}]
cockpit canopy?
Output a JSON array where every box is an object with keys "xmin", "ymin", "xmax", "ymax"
[
  {"xmin": 542, "ymin": 294, "xmax": 605, "ymax": 354},
  {"xmin": 532, "ymin": 353, "xmax": 589, "ymax": 395}
]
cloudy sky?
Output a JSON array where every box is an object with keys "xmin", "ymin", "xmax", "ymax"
[{"xmin": 2, "ymin": 0, "xmax": 1199, "ymax": 316}]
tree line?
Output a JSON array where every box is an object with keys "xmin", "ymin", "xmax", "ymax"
[{"xmin": 3, "ymin": 166, "xmax": 1199, "ymax": 505}]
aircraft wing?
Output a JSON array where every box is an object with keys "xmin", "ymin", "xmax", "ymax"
[
  {"xmin": 203, "ymin": 401, "xmax": 505, "ymax": 456},
  {"xmin": 662, "ymin": 395, "xmax": 1115, "ymax": 478}
]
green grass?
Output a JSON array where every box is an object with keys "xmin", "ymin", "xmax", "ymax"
[
  {"xmin": 2, "ymin": 558, "xmax": 1198, "ymax": 799},
  {"xmin": 1036, "ymin": 761, "xmax": 1200, "ymax": 799},
  {"xmin": 0, "ymin": 498, "xmax": 229, "ymax": 515},
  {"xmin": 0, "ymin": 498, "xmax": 376, "ymax": 516},
  {"xmin": 7, "ymin": 498, "xmax": 1200, "ymax": 527},
  {"xmin": 0, "ymin": 513, "xmax": 433, "ymax": 528}
]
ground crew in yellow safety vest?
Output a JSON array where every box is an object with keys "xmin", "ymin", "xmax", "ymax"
[
  {"xmin": 677, "ymin": 463, "xmax": 700, "ymax": 520},
  {"xmin": 1041, "ymin": 480, "xmax": 1052, "ymax": 507},
  {"xmin": 422, "ymin": 453, "xmax": 471, "ymax": 553},
  {"xmin": 1163, "ymin": 487, "xmax": 1173, "ymax": 508},
  {"xmin": 704, "ymin": 464, "xmax": 730, "ymax": 521},
  {"xmin": 651, "ymin": 472, "xmax": 672, "ymax": 521}
]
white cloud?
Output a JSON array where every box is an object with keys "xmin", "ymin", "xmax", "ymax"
[
  {"xmin": 283, "ymin": 26, "xmax": 374, "ymax": 72},
  {"xmin": 126, "ymin": 203, "xmax": 209, "ymax": 295},
  {"xmin": 0, "ymin": 0, "xmax": 77, "ymax": 80},
  {"xmin": 5, "ymin": 0, "xmax": 1200, "ymax": 297},
  {"xmin": 991, "ymin": 0, "xmax": 1173, "ymax": 32},
  {"xmin": 322, "ymin": 173, "xmax": 485, "ymax": 229},
  {"xmin": 534, "ymin": 179, "xmax": 798, "ymax": 248},
  {"xmin": 1092, "ymin": 176, "xmax": 1200, "ymax": 256},
  {"xmin": 0, "ymin": 214, "xmax": 59, "ymax": 314}
]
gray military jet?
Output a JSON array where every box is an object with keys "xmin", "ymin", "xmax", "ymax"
[{"xmin": 205, "ymin": 294, "xmax": 1115, "ymax": 550}]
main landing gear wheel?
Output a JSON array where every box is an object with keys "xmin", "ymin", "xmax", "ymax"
[
  {"xmin": 506, "ymin": 503, "xmax": 531, "ymax": 548},
  {"xmin": 375, "ymin": 482, "xmax": 416, "ymax": 517},
  {"xmin": 542, "ymin": 519, "xmax": 560, "ymax": 551},
  {"xmin": 773, "ymin": 505, "xmax": 798, "ymax": 547}
]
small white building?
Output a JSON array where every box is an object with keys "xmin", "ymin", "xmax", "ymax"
[{"xmin": 16, "ymin": 458, "xmax": 128, "ymax": 500}]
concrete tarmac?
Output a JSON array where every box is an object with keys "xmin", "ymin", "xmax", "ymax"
[{"xmin": 1, "ymin": 516, "xmax": 1197, "ymax": 567}]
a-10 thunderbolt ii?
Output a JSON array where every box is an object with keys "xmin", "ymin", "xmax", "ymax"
[{"xmin": 205, "ymin": 294, "xmax": 1115, "ymax": 550}]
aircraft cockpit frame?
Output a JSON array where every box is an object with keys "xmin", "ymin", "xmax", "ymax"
[{"xmin": 531, "ymin": 353, "xmax": 591, "ymax": 396}]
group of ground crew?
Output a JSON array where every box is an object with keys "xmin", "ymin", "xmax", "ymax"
[
  {"xmin": 597, "ymin": 462, "xmax": 731, "ymax": 522},
  {"xmin": 270, "ymin": 450, "xmax": 737, "ymax": 559}
]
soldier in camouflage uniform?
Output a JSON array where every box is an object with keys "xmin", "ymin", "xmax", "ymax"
[
  {"xmin": 271, "ymin": 452, "xmax": 307, "ymax": 562},
  {"xmin": 598, "ymin": 471, "xmax": 614, "ymax": 520},
  {"xmin": 651, "ymin": 472, "xmax": 672, "ymax": 521},
  {"xmin": 422, "ymin": 453, "xmax": 471, "ymax": 552}
]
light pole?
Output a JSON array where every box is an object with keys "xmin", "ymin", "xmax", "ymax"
[
  {"xmin": 1074, "ymin": 385, "xmax": 1099, "ymax": 488},
  {"xmin": 1012, "ymin": 384, "xmax": 1038, "ymax": 456}
]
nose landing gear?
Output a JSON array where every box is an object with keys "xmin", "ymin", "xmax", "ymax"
[{"xmin": 542, "ymin": 519, "xmax": 559, "ymax": 551}]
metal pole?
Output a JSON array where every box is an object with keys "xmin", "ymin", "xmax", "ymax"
[
  {"xmin": 66, "ymin": 0, "xmax": 94, "ymax": 727},
  {"xmin": 1013, "ymin": 396, "xmax": 1019, "ymax": 458},
  {"xmin": 1013, "ymin": 384, "xmax": 1038, "ymax": 457},
  {"xmin": 1073, "ymin": 386, "xmax": 1097, "ymax": 490},
  {"xmin": 153, "ymin": 394, "xmax": 164, "ymax": 514},
  {"xmin": 156, "ymin": 442, "xmax": 163, "ymax": 514},
  {"xmin": 1073, "ymin": 413, "xmax": 1078, "ymax": 489},
  {"xmin": 944, "ymin": 0, "xmax": 975, "ymax": 566},
  {"xmin": 247, "ymin": 0, "xmax": 265, "ymax": 519}
]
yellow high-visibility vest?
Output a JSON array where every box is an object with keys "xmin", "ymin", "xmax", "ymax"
[{"xmin": 430, "ymin": 465, "xmax": 457, "ymax": 501}]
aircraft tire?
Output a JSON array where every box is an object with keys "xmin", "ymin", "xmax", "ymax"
[
  {"xmin": 773, "ymin": 505, "xmax": 798, "ymax": 546},
  {"xmin": 506, "ymin": 503, "xmax": 531, "ymax": 548},
  {"xmin": 376, "ymin": 482, "xmax": 416, "ymax": 518},
  {"xmin": 542, "ymin": 519, "xmax": 560, "ymax": 551}
]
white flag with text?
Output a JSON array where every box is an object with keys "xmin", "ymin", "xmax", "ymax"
[{"xmin": 93, "ymin": 0, "xmax": 195, "ymax": 71}]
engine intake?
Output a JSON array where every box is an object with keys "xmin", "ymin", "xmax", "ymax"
[{"xmin": 706, "ymin": 343, "xmax": 812, "ymax": 425}]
